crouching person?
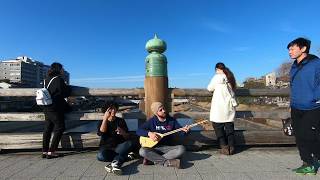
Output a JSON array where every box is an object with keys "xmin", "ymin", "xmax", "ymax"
[
  {"xmin": 97, "ymin": 101, "xmax": 133, "ymax": 175},
  {"xmin": 137, "ymin": 102, "xmax": 190, "ymax": 168}
]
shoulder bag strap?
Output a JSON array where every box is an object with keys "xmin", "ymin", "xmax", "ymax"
[{"xmin": 225, "ymin": 80, "xmax": 235, "ymax": 97}]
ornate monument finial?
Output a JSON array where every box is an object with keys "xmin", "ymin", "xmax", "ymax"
[{"xmin": 145, "ymin": 34, "xmax": 167, "ymax": 53}]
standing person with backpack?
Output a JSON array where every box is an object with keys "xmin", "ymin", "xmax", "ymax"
[
  {"xmin": 207, "ymin": 62, "xmax": 237, "ymax": 155},
  {"xmin": 42, "ymin": 62, "xmax": 71, "ymax": 159},
  {"xmin": 287, "ymin": 37, "xmax": 320, "ymax": 175}
]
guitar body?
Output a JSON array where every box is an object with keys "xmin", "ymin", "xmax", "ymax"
[{"xmin": 140, "ymin": 133, "xmax": 164, "ymax": 148}]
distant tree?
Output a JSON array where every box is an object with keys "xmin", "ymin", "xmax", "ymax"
[
  {"xmin": 243, "ymin": 81, "xmax": 265, "ymax": 89},
  {"xmin": 0, "ymin": 79, "xmax": 10, "ymax": 83},
  {"xmin": 276, "ymin": 61, "xmax": 292, "ymax": 80}
]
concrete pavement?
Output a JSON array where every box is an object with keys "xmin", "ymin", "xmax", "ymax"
[{"xmin": 0, "ymin": 147, "xmax": 319, "ymax": 180}]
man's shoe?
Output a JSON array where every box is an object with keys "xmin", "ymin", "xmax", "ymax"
[
  {"xmin": 295, "ymin": 165, "xmax": 316, "ymax": 175},
  {"xmin": 166, "ymin": 159, "xmax": 181, "ymax": 169},
  {"xmin": 143, "ymin": 158, "xmax": 154, "ymax": 165},
  {"xmin": 314, "ymin": 160, "xmax": 320, "ymax": 170},
  {"xmin": 41, "ymin": 152, "xmax": 47, "ymax": 159},
  {"xmin": 292, "ymin": 162, "xmax": 308, "ymax": 172}
]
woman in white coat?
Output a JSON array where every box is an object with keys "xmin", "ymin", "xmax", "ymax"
[{"xmin": 207, "ymin": 62, "xmax": 237, "ymax": 155}]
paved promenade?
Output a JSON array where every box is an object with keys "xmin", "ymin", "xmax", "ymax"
[{"xmin": 0, "ymin": 147, "xmax": 319, "ymax": 180}]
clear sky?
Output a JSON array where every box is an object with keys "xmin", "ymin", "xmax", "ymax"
[{"xmin": 0, "ymin": 0, "xmax": 319, "ymax": 88}]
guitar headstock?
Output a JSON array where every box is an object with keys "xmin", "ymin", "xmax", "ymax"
[{"xmin": 195, "ymin": 119, "xmax": 209, "ymax": 124}]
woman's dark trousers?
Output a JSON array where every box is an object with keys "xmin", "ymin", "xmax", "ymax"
[
  {"xmin": 212, "ymin": 122, "xmax": 235, "ymax": 147},
  {"xmin": 43, "ymin": 111, "xmax": 65, "ymax": 152}
]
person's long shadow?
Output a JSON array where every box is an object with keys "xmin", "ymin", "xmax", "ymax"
[
  {"xmin": 120, "ymin": 150, "xmax": 212, "ymax": 174},
  {"xmin": 121, "ymin": 159, "xmax": 142, "ymax": 175},
  {"xmin": 60, "ymin": 112, "xmax": 89, "ymax": 150},
  {"xmin": 182, "ymin": 151, "xmax": 211, "ymax": 168}
]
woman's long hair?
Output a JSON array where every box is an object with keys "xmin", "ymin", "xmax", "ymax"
[
  {"xmin": 48, "ymin": 62, "xmax": 63, "ymax": 77},
  {"xmin": 215, "ymin": 62, "xmax": 236, "ymax": 91}
]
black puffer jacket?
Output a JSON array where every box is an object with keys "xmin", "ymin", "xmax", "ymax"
[{"xmin": 44, "ymin": 76, "xmax": 71, "ymax": 112}]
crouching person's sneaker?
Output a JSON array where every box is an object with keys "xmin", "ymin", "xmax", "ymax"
[
  {"xmin": 295, "ymin": 165, "xmax": 316, "ymax": 175},
  {"xmin": 105, "ymin": 160, "xmax": 122, "ymax": 175},
  {"xmin": 127, "ymin": 152, "xmax": 136, "ymax": 161},
  {"xmin": 165, "ymin": 159, "xmax": 181, "ymax": 169}
]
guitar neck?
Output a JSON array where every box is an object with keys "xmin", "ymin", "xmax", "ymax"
[{"xmin": 162, "ymin": 120, "xmax": 208, "ymax": 137}]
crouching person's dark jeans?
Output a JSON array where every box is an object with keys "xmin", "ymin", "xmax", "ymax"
[{"xmin": 97, "ymin": 140, "xmax": 133, "ymax": 166}]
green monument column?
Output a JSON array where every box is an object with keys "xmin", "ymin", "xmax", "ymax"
[{"xmin": 144, "ymin": 34, "xmax": 170, "ymax": 118}]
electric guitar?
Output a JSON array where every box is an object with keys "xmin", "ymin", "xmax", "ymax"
[{"xmin": 139, "ymin": 120, "xmax": 208, "ymax": 148}]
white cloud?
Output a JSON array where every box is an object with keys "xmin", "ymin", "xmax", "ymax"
[
  {"xmin": 170, "ymin": 73, "xmax": 209, "ymax": 80},
  {"xmin": 72, "ymin": 75, "xmax": 144, "ymax": 83},
  {"xmin": 72, "ymin": 73, "xmax": 209, "ymax": 85},
  {"xmin": 203, "ymin": 21, "xmax": 231, "ymax": 33}
]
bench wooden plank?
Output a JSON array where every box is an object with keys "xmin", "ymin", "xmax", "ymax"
[
  {"xmin": 0, "ymin": 130, "xmax": 295, "ymax": 150},
  {"xmin": 0, "ymin": 111, "xmax": 290, "ymax": 122}
]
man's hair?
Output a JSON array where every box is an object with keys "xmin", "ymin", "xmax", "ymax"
[
  {"xmin": 287, "ymin": 37, "xmax": 311, "ymax": 54},
  {"xmin": 101, "ymin": 101, "xmax": 119, "ymax": 113}
]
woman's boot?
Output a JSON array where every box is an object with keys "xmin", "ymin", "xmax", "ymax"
[
  {"xmin": 229, "ymin": 146, "xmax": 235, "ymax": 155},
  {"xmin": 219, "ymin": 145, "xmax": 230, "ymax": 155}
]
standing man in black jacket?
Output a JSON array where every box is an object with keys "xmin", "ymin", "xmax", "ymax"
[{"xmin": 42, "ymin": 62, "xmax": 71, "ymax": 159}]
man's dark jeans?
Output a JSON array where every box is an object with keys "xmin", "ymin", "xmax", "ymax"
[
  {"xmin": 97, "ymin": 140, "xmax": 133, "ymax": 166},
  {"xmin": 43, "ymin": 111, "xmax": 65, "ymax": 152},
  {"xmin": 291, "ymin": 107, "xmax": 320, "ymax": 165}
]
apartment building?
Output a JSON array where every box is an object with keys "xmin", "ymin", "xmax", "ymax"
[{"xmin": 0, "ymin": 56, "xmax": 69, "ymax": 88}]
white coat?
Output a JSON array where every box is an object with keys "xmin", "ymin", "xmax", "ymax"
[{"xmin": 207, "ymin": 73, "xmax": 235, "ymax": 123}]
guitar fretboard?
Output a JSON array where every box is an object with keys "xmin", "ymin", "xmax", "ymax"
[{"xmin": 162, "ymin": 120, "xmax": 208, "ymax": 137}]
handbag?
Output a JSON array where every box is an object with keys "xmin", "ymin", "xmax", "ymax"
[
  {"xmin": 282, "ymin": 118, "xmax": 294, "ymax": 136},
  {"xmin": 226, "ymin": 81, "xmax": 238, "ymax": 107},
  {"xmin": 230, "ymin": 97, "xmax": 238, "ymax": 107}
]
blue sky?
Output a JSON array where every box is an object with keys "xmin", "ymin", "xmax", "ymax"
[{"xmin": 0, "ymin": 0, "xmax": 319, "ymax": 88}]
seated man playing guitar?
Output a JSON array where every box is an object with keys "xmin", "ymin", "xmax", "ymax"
[{"xmin": 136, "ymin": 102, "xmax": 190, "ymax": 168}]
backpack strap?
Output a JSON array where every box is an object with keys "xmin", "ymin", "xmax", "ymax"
[{"xmin": 45, "ymin": 76, "xmax": 58, "ymax": 89}]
